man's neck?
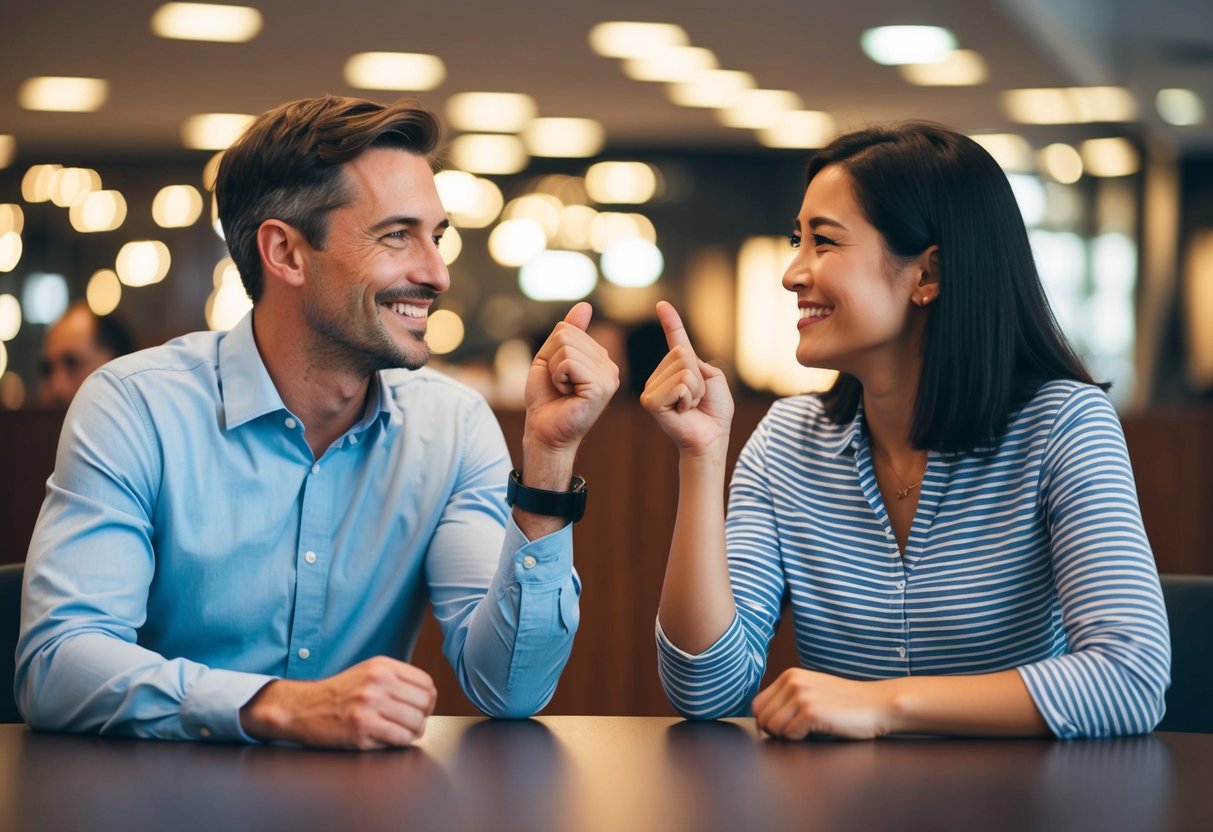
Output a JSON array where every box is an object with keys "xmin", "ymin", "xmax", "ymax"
[{"xmin": 251, "ymin": 308, "xmax": 372, "ymax": 460}]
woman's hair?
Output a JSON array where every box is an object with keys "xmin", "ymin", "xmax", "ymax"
[
  {"xmin": 215, "ymin": 95, "xmax": 441, "ymax": 302},
  {"xmin": 810, "ymin": 122, "xmax": 1107, "ymax": 453}
]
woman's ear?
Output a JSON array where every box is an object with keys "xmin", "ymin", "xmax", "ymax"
[
  {"xmin": 256, "ymin": 219, "xmax": 308, "ymax": 290},
  {"xmin": 913, "ymin": 245, "xmax": 941, "ymax": 307}
]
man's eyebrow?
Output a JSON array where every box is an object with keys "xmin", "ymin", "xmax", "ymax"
[{"xmin": 369, "ymin": 216, "xmax": 451, "ymax": 233}]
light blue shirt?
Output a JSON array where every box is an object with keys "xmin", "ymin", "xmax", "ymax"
[
  {"xmin": 16, "ymin": 312, "xmax": 580, "ymax": 741},
  {"xmin": 658, "ymin": 381, "xmax": 1170, "ymax": 737}
]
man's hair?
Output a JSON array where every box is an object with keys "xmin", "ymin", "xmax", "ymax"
[
  {"xmin": 214, "ymin": 95, "xmax": 442, "ymax": 302},
  {"xmin": 808, "ymin": 122, "xmax": 1107, "ymax": 454}
]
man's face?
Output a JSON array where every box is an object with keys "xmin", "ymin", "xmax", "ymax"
[
  {"xmin": 40, "ymin": 307, "xmax": 116, "ymax": 408},
  {"xmin": 300, "ymin": 148, "xmax": 451, "ymax": 374}
]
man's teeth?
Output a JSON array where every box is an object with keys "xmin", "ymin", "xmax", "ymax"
[
  {"xmin": 800, "ymin": 307, "xmax": 832, "ymax": 319},
  {"xmin": 387, "ymin": 302, "xmax": 427, "ymax": 319}
]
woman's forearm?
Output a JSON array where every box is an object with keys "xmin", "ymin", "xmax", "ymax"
[
  {"xmin": 883, "ymin": 670, "xmax": 1050, "ymax": 736},
  {"xmin": 657, "ymin": 451, "xmax": 736, "ymax": 654}
]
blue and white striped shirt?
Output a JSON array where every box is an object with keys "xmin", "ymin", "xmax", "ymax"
[{"xmin": 657, "ymin": 380, "xmax": 1170, "ymax": 737}]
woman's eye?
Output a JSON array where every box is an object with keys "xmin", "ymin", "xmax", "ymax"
[
  {"xmin": 789, "ymin": 233, "xmax": 802, "ymax": 249},
  {"xmin": 813, "ymin": 234, "xmax": 837, "ymax": 247}
]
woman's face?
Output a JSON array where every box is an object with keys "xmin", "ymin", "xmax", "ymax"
[{"xmin": 781, "ymin": 164, "xmax": 931, "ymax": 379}]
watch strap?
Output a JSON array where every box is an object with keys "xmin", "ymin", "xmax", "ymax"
[{"xmin": 506, "ymin": 469, "xmax": 588, "ymax": 523}]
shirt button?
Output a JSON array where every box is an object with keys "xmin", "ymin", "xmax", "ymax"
[
  {"xmin": 304, "ymin": 551, "xmax": 317, "ymax": 565},
  {"xmin": 349, "ymin": 435, "xmax": 359, "ymax": 445},
  {"xmin": 896, "ymin": 580, "xmax": 906, "ymax": 590},
  {"xmin": 884, "ymin": 528, "xmax": 893, "ymax": 538},
  {"xmin": 311, "ymin": 463, "xmax": 320, "ymax": 475},
  {"xmin": 522, "ymin": 555, "xmax": 537, "ymax": 569},
  {"xmin": 284, "ymin": 417, "xmax": 297, "ymax": 430},
  {"xmin": 298, "ymin": 648, "xmax": 311, "ymax": 660},
  {"xmin": 199, "ymin": 727, "xmax": 212, "ymax": 738},
  {"xmin": 897, "ymin": 646, "xmax": 907, "ymax": 658}
]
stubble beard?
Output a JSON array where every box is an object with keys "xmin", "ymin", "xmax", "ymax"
[{"xmin": 303, "ymin": 293, "xmax": 431, "ymax": 376}]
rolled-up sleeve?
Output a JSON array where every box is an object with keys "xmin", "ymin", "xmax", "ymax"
[
  {"xmin": 655, "ymin": 417, "xmax": 784, "ymax": 720},
  {"xmin": 1018, "ymin": 388, "xmax": 1171, "ymax": 738}
]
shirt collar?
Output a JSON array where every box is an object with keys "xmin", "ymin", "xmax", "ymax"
[
  {"xmin": 218, "ymin": 311, "xmax": 288, "ymax": 430},
  {"xmin": 823, "ymin": 396, "xmax": 866, "ymax": 459},
  {"xmin": 218, "ymin": 311, "xmax": 404, "ymax": 433}
]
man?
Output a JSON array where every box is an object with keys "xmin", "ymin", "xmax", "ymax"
[
  {"xmin": 16, "ymin": 96, "xmax": 619, "ymax": 748},
  {"xmin": 39, "ymin": 301, "xmax": 135, "ymax": 408}
]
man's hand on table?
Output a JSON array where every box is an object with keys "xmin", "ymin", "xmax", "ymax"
[{"xmin": 239, "ymin": 656, "xmax": 437, "ymax": 749}]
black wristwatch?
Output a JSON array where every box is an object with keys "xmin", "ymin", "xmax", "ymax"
[{"xmin": 506, "ymin": 469, "xmax": 588, "ymax": 523}]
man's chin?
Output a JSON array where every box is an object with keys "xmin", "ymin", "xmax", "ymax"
[{"xmin": 377, "ymin": 341, "xmax": 430, "ymax": 373}]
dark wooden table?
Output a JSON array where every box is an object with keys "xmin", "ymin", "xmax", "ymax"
[{"xmin": 1, "ymin": 717, "xmax": 1210, "ymax": 832}]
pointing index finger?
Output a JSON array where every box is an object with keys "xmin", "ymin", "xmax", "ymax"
[{"xmin": 656, "ymin": 300, "xmax": 693, "ymax": 351}]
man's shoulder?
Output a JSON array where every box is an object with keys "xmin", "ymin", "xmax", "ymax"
[
  {"xmin": 100, "ymin": 329, "xmax": 223, "ymax": 385},
  {"xmin": 379, "ymin": 366, "xmax": 492, "ymax": 411}
]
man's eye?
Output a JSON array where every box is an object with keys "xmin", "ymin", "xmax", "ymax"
[
  {"xmin": 384, "ymin": 230, "xmax": 405, "ymax": 240},
  {"xmin": 432, "ymin": 236, "xmax": 443, "ymax": 247},
  {"xmin": 789, "ymin": 233, "xmax": 802, "ymax": 249}
]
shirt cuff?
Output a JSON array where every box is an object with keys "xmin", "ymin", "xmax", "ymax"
[
  {"xmin": 501, "ymin": 515, "xmax": 573, "ymax": 587},
  {"xmin": 180, "ymin": 668, "xmax": 278, "ymax": 743}
]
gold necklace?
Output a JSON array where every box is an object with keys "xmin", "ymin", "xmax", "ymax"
[{"xmin": 873, "ymin": 445, "xmax": 926, "ymax": 500}]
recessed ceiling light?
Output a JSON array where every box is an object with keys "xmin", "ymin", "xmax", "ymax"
[
  {"xmin": 623, "ymin": 46, "xmax": 717, "ymax": 83},
  {"xmin": 968, "ymin": 133, "xmax": 1032, "ymax": 171},
  {"xmin": 898, "ymin": 50, "xmax": 987, "ymax": 86},
  {"xmin": 1156, "ymin": 88, "xmax": 1205, "ymax": 126},
  {"xmin": 343, "ymin": 52, "xmax": 446, "ymax": 91},
  {"xmin": 150, "ymin": 3, "xmax": 263, "ymax": 42},
  {"xmin": 757, "ymin": 111, "xmax": 837, "ymax": 149},
  {"xmin": 1038, "ymin": 143, "xmax": 1083, "ymax": 184},
  {"xmin": 523, "ymin": 118, "xmax": 606, "ymax": 158},
  {"xmin": 1003, "ymin": 87, "xmax": 1136, "ymax": 124},
  {"xmin": 18, "ymin": 77, "xmax": 108, "ymax": 112},
  {"xmin": 667, "ymin": 70, "xmax": 755, "ymax": 109},
  {"xmin": 449, "ymin": 134, "xmax": 528, "ymax": 175},
  {"xmin": 1080, "ymin": 138, "xmax": 1139, "ymax": 177},
  {"xmin": 181, "ymin": 113, "xmax": 255, "ymax": 150},
  {"xmin": 717, "ymin": 89, "xmax": 803, "ymax": 130},
  {"xmin": 588, "ymin": 22, "xmax": 688, "ymax": 59},
  {"xmin": 445, "ymin": 92, "xmax": 537, "ymax": 133},
  {"xmin": 861, "ymin": 26, "xmax": 957, "ymax": 66}
]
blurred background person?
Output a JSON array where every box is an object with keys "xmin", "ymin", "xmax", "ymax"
[{"xmin": 39, "ymin": 302, "xmax": 135, "ymax": 409}]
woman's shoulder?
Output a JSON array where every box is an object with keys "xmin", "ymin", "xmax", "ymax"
[
  {"xmin": 1007, "ymin": 379, "xmax": 1118, "ymax": 445},
  {"xmin": 1018, "ymin": 379, "xmax": 1115, "ymax": 419},
  {"xmin": 751, "ymin": 393, "xmax": 857, "ymax": 456}
]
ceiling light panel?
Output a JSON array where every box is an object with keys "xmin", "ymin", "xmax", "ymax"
[
  {"xmin": 588, "ymin": 22, "xmax": 688, "ymax": 59},
  {"xmin": 181, "ymin": 113, "xmax": 255, "ymax": 149},
  {"xmin": 344, "ymin": 52, "xmax": 446, "ymax": 91},
  {"xmin": 445, "ymin": 92, "xmax": 536, "ymax": 133},
  {"xmin": 18, "ymin": 77, "xmax": 108, "ymax": 112},
  {"xmin": 150, "ymin": 3, "xmax": 263, "ymax": 42},
  {"xmin": 898, "ymin": 50, "xmax": 987, "ymax": 86},
  {"xmin": 861, "ymin": 26, "xmax": 957, "ymax": 66}
]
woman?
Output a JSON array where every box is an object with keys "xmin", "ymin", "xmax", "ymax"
[{"xmin": 641, "ymin": 123, "xmax": 1169, "ymax": 739}]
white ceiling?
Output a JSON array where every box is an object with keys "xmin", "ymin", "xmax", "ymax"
[{"xmin": 1, "ymin": 0, "xmax": 1212, "ymax": 160}]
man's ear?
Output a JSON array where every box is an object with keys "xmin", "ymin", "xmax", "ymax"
[
  {"xmin": 256, "ymin": 219, "xmax": 308, "ymax": 290},
  {"xmin": 913, "ymin": 245, "xmax": 941, "ymax": 307}
]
